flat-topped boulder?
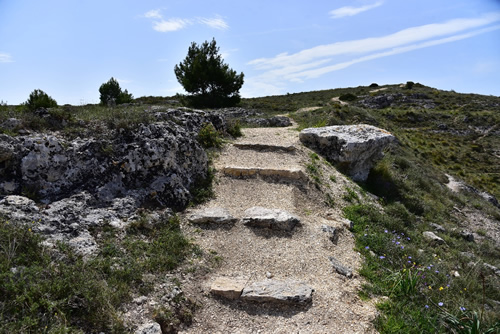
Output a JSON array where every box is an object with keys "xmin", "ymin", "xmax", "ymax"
[
  {"xmin": 240, "ymin": 280, "xmax": 313, "ymax": 305},
  {"xmin": 242, "ymin": 206, "xmax": 300, "ymax": 231},
  {"xmin": 299, "ymin": 124, "xmax": 396, "ymax": 181},
  {"xmin": 188, "ymin": 207, "xmax": 237, "ymax": 225}
]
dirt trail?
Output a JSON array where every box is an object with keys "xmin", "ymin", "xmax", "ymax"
[{"xmin": 180, "ymin": 119, "xmax": 377, "ymax": 333}]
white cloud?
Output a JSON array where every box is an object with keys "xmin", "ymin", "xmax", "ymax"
[
  {"xmin": 288, "ymin": 25, "xmax": 500, "ymax": 80},
  {"xmin": 330, "ymin": 1, "xmax": 384, "ymax": 19},
  {"xmin": 144, "ymin": 9, "xmax": 162, "ymax": 19},
  {"xmin": 198, "ymin": 17, "xmax": 229, "ymax": 30},
  {"xmin": 0, "ymin": 53, "xmax": 13, "ymax": 63},
  {"xmin": 247, "ymin": 12, "xmax": 500, "ymax": 94},
  {"xmin": 153, "ymin": 18, "xmax": 192, "ymax": 32},
  {"xmin": 144, "ymin": 10, "xmax": 229, "ymax": 32},
  {"xmin": 250, "ymin": 12, "xmax": 500, "ymax": 71}
]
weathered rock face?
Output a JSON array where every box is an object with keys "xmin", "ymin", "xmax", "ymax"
[
  {"xmin": 299, "ymin": 124, "xmax": 396, "ymax": 181},
  {"xmin": 0, "ymin": 109, "xmax": 225, "ymax": 209},
  {"xmin": 245, "ymin": 116, "xmax": 292, "ymax": 127},
  {"xmin": 0, "ymin": 109, "xmax": 225, "ymax": 255}
]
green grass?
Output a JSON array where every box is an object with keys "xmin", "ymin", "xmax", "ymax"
[{"xmin": 0, "ymin": 215, "xmax": 196, "ymax": 333}]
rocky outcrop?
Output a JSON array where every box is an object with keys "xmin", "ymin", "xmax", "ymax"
[
  {"xmin": 359, "ymin": 93, "xmax": 436, "ymax": 109},
  {"xmin": 299, "ymin": 124, "xmax": 396, "ymax": 181},
  {"xmin": 0, "ymin": 109, "xmax": 227, "ymax": 209},
  {"xmin": 244, "ymin": 116, "xmax": 292, "ymax": 127},
  {"xmin": 0, "ymin": 109, "xmax": 226, "ymax": 255}
]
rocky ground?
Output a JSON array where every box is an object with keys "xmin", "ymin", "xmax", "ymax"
[{"xmin": 179, "ymin": 121, "xmax": 378, "ymax": 333}]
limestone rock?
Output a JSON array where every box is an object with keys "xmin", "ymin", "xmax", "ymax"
[
  {"xmin": 245, "ymin": 116, "xmax": 292, "ymax": 127},
  {"xmin": 188, "ymin": 207, "xmax": 237, "ymax": 225},
  {"xmin": 0, "ymin": 110, "xmax": 227, "ymax": 255},
  {"xmin": 422, "ymin": 231, "xmax": 445, "ymax": 245},
  {"xmin": 135, "ymin": 322, "xmax": 162, "ymax": 334},
  {"xmin": 210, "ymin": 277, "xmax": 247, "ymax": 300},
  {"xmin": 329, "ymin": 256, "xmax": 353, "ymax": 278},
  {"xmin": 299, "ymin": 124, "xmax": 396, "ymax": 181},
  {"xmin": 321, "ymin": 225, "xmax": 339, "ymax": 244},
  {"xmin": 430, "ymin": 223, "xmax": 446, "ymax": 233},
  {"xmin": 240, "ymin": 280, "xmax": 313, "ymax": 305},
  {"xmin": 460, "ymin": 230, "xmax": 475, "ymax": 242},
  {"xmin": 242, "ymin": 206, "xmax": 300, "ymax": 231}
]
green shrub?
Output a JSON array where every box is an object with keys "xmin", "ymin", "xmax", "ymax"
[
  {"xmin": 197, "ymin": 122, "xmax": 222, "ymax": 149},
  {"xmin": 24, "ymin": 89, "xmax": 57, "ymax": 111},
  {"xmin": 339, "ymin": 93, "xmax": 357, "ymax": 102},
  {"xmin": 405, "ymin": 81, "xmax": 415, "ymax": 90},
  {"xmin": 227, "ymin": 119, "xmax": 242, "ymax": 138}
]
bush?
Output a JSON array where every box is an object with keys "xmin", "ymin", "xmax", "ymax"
[
  {"xmin": 99, "ymin": 77, "xmax": 133, "ymax": 106},
  {"xmin": 226, "ymin": 119, "xmax": 242, "ymax": 138},
  {"xmin": 24, "ymin": 89, "xmax": 57, "ymax": 111},
  {"xmin": 174, "ymin": 38, "xmax": 244, "ymax": 108},
  {"xmin": 405, "ymin": 81, "xmax": 415, "ymax": 90},
  {"xmin": 197, "ymin": 122, "xmax": 222, "ymax": 149},
  {"xmin": 339, "ymin": 93, "xmax": 357, "ymax": 102}
]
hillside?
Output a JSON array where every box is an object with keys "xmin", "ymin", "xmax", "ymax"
[{"xmin": 0, "ymin": 83, "xmax": 499, "ymax": 333}]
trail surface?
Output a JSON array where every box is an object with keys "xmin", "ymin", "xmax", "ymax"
[{"xmin": 181, "ymin": 119, "xmax": 377, "ymax": 333}]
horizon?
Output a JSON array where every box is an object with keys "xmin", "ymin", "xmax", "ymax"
[{"xmin": 1, "ymin": 0, "xmax": 499, "ymax": 105}]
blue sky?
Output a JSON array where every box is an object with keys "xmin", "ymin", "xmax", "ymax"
[{"xmin": 1, "ymin": 0, "xmax": 499, "ymax": 105}]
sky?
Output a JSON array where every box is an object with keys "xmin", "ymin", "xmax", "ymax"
[{"xmin": 1, "ymin": 0, "xmax": 499, "ymax": 105}]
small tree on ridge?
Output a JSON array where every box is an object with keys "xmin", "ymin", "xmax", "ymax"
[
  {"xmin": 24, "ymin": 89, "xmax": 57, "ymax": 111},
  {"xmin": 99, "ymin": 77, "xmax": 133, "ymax": 106},
  {"xmin": 174, "ymin": 38, "xmax": 244, "ymax": 108}
]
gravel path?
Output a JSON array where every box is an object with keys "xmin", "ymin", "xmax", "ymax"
[{"xmin": 180, "ymin": 120, "xmax": 377, "ymax": 333}]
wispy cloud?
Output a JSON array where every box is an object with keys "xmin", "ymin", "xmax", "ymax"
[
  {"xmin": 247, "ymin": 12, "xmax": 500, "ymax": 91},
  {"xmin": 0, "ymin": 53, "xmax": 13, "ymax": 63},
  {"xmin": 144, "ymin": 9, "xmax": 162, "ymax": 19},
  {"xmin": 330, "ymin": 1, "xmax": 384, "ymax": 19},
  {"xmin": 144, "ymin": 9, "xmax": 228, "ymax": 32},
  {"xmin": 153, "ymin": 18, "xmax": 191, "ymax": 32},
  {"xmin": 198, "ymin": 16, "xmax": 229, "ymax": 30}
]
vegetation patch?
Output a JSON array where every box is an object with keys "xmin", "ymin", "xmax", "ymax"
[{"xmin": 0, "ymin": 215, "xmax": 196, "ymax": 333}]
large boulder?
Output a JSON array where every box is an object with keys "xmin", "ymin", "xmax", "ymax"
[{"xmin": 299, "ymin": 124, "xmax": 396, "ymax": 181}]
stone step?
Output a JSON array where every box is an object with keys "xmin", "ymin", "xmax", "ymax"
[
  {"xmin": 233, "ymin": 143, "xmax": 296, "ymax": 152},
  {"xmin": 210, "ymin": 277, "xmax": 313, "ymax": 306},
  {"xmin": 242, "ymin": 206, "xmax": 300, "ymax": 231},
  {"xmin": 241, "ymin": 280, "xmax": 313, "ymax": 305},
  {"xmin": 221, "ymin": 166, "xmax": 306, "ymax": 181},
  {"xmin": 187, "ymin": 207, "xmax": 237, "ymax": 225}
]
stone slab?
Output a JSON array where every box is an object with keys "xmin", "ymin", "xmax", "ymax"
[
  {"xmin": 188, "ymin": 207, "xmax": 237, "ymax": 225},
  {"xmin": 240, "ymin": 280, "xmax": 313, "ymax": 305},
  {"xmin": 210, "ymin": 277, "xmax": 247, "ymax": 300},
  {"xmin": 242, "ymin": 206, "xmax": 300, "ymax": 231}
]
